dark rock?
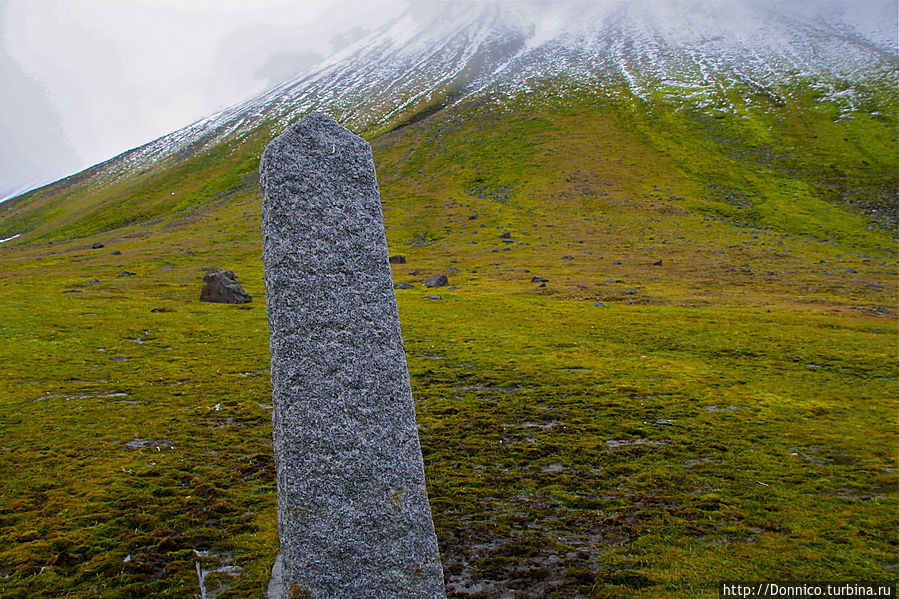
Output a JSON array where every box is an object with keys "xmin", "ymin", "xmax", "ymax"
[
  {"xmin": 62, "ymin": 289, "xmax": 82, "ymax": 293},
  {"xmin": 388, "ymin": 255, "xmax": 406, "ymax": 264},
  {"xmin": 200, "ymin": 268, "xmax": 252, "ymax": 304},
  {"xmin": 531, "ymin": 276, "xmax": 549, "ymax": 283},
  {"xmin": 150, "ymin": 307, "xmax": 168, "ymax": 313},
  {"xmin": 612, "ymin": 260, "xmax": 622, "ymax": 265},
  {"xmin": 865, "ymin": 282, "xmax": 884, "ymax": 290},
  {"xmin": 111, "ymin": 250, "xmax": 122, "ymax": 256},
  {"xmin": 538, "ymin": 282, "xmax": 546, "ymax": 288},
  {"xmin": 423, "ymin": 274, "xmax": 449, "ymax": 288},
  {"xmin": 393, "ymin": 282, "xmax": 414, "ymax": 290},
  {"xmin": 873, "ymin": 306, "xmax": 890, "ymax": 315},
  {"xmin": 624, "ymin": 289, "xmax": 638, "ymax": 295},
  {"xmin": 117, "ymin": 271, "xmax": 136, "ymax": 278},
  {"xmin": 845, "ymin": 267, "xmax": 858, "ymax": 274},
  {"xmin": 447, "ymin": 286, "xmax": 459, "ymax": 290},
  {"xmin": 88, "ymin": 279, "xmax": 100, "ymax": 285},
  {"xmin": 499, "ymin": 231, "xmax": 511, "ymax": 239},
  {"xmin": 91, "ymin": 242, "xmax": 104, "ymax": 249},
  {"xmin": 593, "ymin": 302, "xmax": 606, "ymax": 307},
  {"xmin": 653, "ymin": 259, "xmax": 663, "ymax": 266}
]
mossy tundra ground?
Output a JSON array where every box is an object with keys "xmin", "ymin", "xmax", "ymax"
[{"xmin": 0, "ymin": 88, "xmax": 896, "ymax": 597}]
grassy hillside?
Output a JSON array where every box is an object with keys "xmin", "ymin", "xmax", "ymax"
[{"xmin": 0, "ymin": 83, "xmax": 896, "ymax": 598}]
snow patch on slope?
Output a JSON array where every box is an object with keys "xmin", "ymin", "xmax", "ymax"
[{"xmin": 88, "ymin": 0, "xmax": 897, "ymax": 187}]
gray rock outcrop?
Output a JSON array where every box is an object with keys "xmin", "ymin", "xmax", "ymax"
[
  {"xmin": 423, "ymin": 274, "xmax": 449, "ymax": 288},
  {"xmin": 200, "ymin": 268, "xmax": 252, "ymax": 304}
]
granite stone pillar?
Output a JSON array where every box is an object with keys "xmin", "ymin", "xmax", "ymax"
[{"xmin": 259, "ymin": 112, "xmax": 445, "ymax": 598}]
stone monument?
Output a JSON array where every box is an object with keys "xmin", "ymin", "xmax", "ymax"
[{"xmin": 259, "ymin": 112, "xmax": 446, "ymax": 598}]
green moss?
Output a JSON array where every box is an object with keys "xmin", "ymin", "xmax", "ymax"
[{"xmin": 0, "ymin": 81, "xmax": 896, "ymax": 597}]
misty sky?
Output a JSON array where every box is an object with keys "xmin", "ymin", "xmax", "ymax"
[{"xmin": 0, "ymin": 0, "xmax": 409, "ymax": 200}]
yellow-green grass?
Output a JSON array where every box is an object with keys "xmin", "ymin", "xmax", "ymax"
[{"xmin": 0, "ymin": 84, "xmax": 896, "ymax": 597}]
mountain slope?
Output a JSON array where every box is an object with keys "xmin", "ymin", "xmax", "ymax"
[
  {"xmin": 0, "ymin": 0, "xmax": 895, "ymax": 243},
  {"xmin": 0, "ymin": 3, "xmax": 896, "ymax": 598}
]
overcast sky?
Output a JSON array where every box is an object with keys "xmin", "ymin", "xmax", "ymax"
[{"xmin": 0, "ymin": 0, "xmax": 409, "ymax": 200}]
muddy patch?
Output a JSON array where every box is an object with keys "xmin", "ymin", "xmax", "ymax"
[
  {"xmin": 684, "ymin": 457, "xmax": 726, "ymax": 468},
  {"xmin": 35, "ymin": 390, "xmax": 130, "ymax": 402},
  {"xmin": 605, "ymin": 439, "xmax": 671, "ymax": 450},
  {"xmin": 789, "ymin": 447, "xmax": 855, "ymax": 465},
  {"xmin": 123, "ymin": 438, "xmax": 176, "ymax": 451},
  {"xmin": 441, "ymin": 517, "xmax": 632, "ymax": 599}
]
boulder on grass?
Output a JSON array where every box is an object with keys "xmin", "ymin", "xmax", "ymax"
[
  {"xmin": 200, "ymin": 268, "xmax": 252, "ymax": 304},
  {"xmin": 423, "ymin": 274, "xmax": 449, "ymax": 288}
]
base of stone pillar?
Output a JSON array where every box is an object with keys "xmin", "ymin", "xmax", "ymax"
[{"xmin": 266, "ymin": 553, "xmax": 285, "ymax": 599}]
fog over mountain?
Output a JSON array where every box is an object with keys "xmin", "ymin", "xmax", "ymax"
[
  {"xmin": 0, "ymin": 0, "xmax": 404, "ymax": 201},
  {"xmin": 2, "ymin": 0, "xmax": 895, "ymax": 202}
]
